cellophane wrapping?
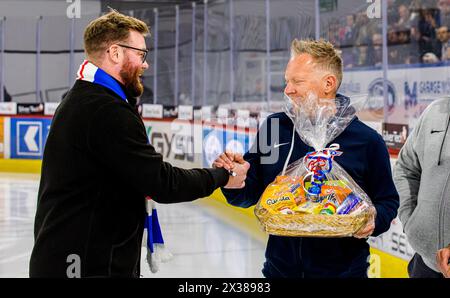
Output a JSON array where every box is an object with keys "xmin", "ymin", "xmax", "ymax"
[{"xmin": 254, "ymin": 93, "xmax": 376, "ymax": 237}]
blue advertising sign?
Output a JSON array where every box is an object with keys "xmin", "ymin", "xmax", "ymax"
[
  {"xmin": 202, "ymin": 127, "xmax": 225, "ymax": 168},
  {"xmin": 202, "ymin": 127, "xmax": 250, "ymax": 167},
  {"xmin": 225, "ymin": 130, "xmax": 249, "ymax": 156},
  {"xmin": 10, "ymin": 118, "xmax": 52, "ymax": 159}
]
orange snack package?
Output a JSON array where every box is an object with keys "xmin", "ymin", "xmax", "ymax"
[{"xmin": 260, "ymin": 176, "xmax": 305, "ymax": 214}]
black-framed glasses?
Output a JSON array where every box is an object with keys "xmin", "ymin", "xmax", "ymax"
[{"xmin": 117, "ymin": 44, "xmax": 149, "ymax": 63}]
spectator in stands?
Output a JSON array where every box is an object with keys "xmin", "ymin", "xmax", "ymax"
[
  {"xmin": 436, "ymin": 25, "xmax": 450, "ymax": 60},
  {"xmin": 438, "ymin": 0, "xmax": 450, "ymax": 28},
  {"xmin": 339, "ymin": 15, "xmax": 355, "ymax": 45},
  {"xmin": 339, "ymin": 15, "xmax": 356, "ymax": 68},
  {"xmin": 387, "ymin": 25, "xmax": 416, "ymax": 65},
  {"xmin": 397, "ymin": 27, "xmax": 420, "ymax": 64},
  {"xmin": 396, "ymin": 4, "xmax": 418, "ymax": 29},
  {"xmin": 417, "ymin": 8, "xmax": 439, "ymax": 56},
  {"xmin": 394, "ymin": 97, "xmax": 450, "ymax": 278},
  {"xmin": 327, "ymin": 19, "xmax": 341, "ymax": 46},
  {"xmin": 368, "ymin": 33, "xmax": 383, "ymax": 66},
  {"xmin": 354, "ymin": 12, "xmax": 370, "ymax": 46},
  {"xmin": 355, "ymin": 42, "xmax": 370, "ymax": 67},
  {"xmin": 388, "ymin": 0, "xmax": 400, "ymax": 25},
  {"xmin": 388, "ymin": 27, "xmax": 403, "ymax": 64}
]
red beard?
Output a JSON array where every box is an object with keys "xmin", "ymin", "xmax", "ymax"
[{"xmin": 120, "ymin": 59, "xmax": 144, "ymax": 98}]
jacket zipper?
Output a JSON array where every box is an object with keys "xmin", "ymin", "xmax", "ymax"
[
  {"xmin": 437, "ymin": 116, "xmax": 450, "ymax": 165},
  {"xmin": 438, "ymin": 116, "xmax": 450, "ymax": 249}
]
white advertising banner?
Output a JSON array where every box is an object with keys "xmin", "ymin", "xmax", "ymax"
[
  {"xmin": 341, "ymin": 64, "xmax": 450, "ymax": 132},
  {"xmin": 142, "ymin": 104, "xmax": 163, "ymax": 119},
  {"xmin": 178, "ymin": 105, "xmax": 193, "ymax": 120},
  {"xmin": 143, "ymin": 119, "xmax": 203, "ymax": 169},
  {"xmin": 369, "ymin": 217, "xmax": 415, "ymax": 261},
  {"xmin": 0, "ymin": 102, "xmax": 17, "ymax": 115},
  {"xmin": 44, "ymin": 102, "xmax": 60, "ymax": 116}
]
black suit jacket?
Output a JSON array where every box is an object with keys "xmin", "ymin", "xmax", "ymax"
[{"xmin": 30, "ymin": 80, "xmax": 228, "ymax": 277}]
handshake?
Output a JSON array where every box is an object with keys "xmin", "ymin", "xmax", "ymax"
[{"xmin": 213, "ymin": 151, "xmax": 250, "ymax": 189}]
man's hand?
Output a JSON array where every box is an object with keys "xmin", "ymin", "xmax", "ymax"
[
  {"xmin": 436, "ymin": 245, "xmax": 450, "ymax": 278},
  {"xmin": 354, "ymin": 220, "xmax": 375, "ymax": 239},
  {"xmin": 213, "ymin": 150, "xmax": 245, "ymax": 171},
  {"xmin": 223, "ymin": 161, "xmax": 250, "ymax": 189},
  {"xmin": 213, "ymin": 150, "xmax": 249, "ymax": 189},
  {"xmin": 354, "ymin": 207, "xmax": 376, "ymax": 239}
]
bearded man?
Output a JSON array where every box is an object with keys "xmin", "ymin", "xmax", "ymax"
[{"xmin": 29, "ymin": 10, "xmax": 248, "ymax": 278}]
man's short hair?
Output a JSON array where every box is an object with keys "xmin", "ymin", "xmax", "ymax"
[
  {"xmin": 84, "ymin": 9, "xmax": 149, "ymax": 60},
  {"xmin": 437, "ymin": 26, "xmax": 449, "ymax": 34},
  {"xmin": 290, "ymin": 39, "xmax": 343, "ymax": 90}
]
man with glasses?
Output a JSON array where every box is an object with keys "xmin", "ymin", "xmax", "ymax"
[
  {"xmin": 29, "ymin": 10, "xmax": 249, "ymax": 278},
  {"xmin": 436, "ymin": 26, "xmax": 450, "ymax": 61},
  {"xmin": 116, "ymin": 44, "xmax": 149, "ymax": 62}
]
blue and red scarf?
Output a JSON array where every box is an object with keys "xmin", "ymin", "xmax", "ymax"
[{"xmin": 77, "ymin": 60, "xmax": 128, "ymax": 102}]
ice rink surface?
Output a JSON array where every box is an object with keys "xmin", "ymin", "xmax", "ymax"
[{"xmin": 0, "ymin": 173, "xmax": 265, "ymax": 278}]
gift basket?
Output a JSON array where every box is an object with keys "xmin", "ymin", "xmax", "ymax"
[{"xmin": 254, "ymin": 93, "xmax": 376, "ymax": 237}]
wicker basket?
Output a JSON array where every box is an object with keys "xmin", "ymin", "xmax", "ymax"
[{"xmin": 254, "ymin": 204, "xmax": 371, "ymax": 237}]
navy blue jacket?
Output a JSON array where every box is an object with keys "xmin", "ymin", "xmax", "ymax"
[{"xmin": 222, "ymin": 108, "xmax": 399, "ymax": 278}]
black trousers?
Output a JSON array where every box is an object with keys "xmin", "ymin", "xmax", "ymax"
[{"xmin": 407, "ymin": 253, "xmax": 444, "ymax": 278}]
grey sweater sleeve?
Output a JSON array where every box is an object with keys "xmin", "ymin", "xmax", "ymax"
[{"xmin": 393, "ymin": 114, "xmax": 424, "ymax": 230}]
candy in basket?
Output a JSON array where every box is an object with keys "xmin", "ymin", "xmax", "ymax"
[{"xmin": 254, "ymin": 93, "xmax": 376, "ymax": 237}]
